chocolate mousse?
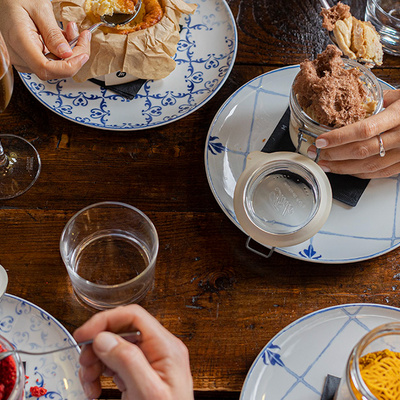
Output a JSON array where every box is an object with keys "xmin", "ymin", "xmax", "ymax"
[{"xmin": 293, "ymin": 45, "xmax": 377, "ymax": 128}]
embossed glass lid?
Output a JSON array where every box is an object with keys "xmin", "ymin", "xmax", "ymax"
[{"xmin": 233, "ymin": 151, "xmax": 332, "ymax": 248}]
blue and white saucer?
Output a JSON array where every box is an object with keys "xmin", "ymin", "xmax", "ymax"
[
  {"xmin": 205, "ymin": 66, "xmax": 399, "ymax": 263},
  {"xmin": 240, "ymin": 303, "xmax": 400, "ymax": 400},
  {"xmin": 0, "ymin": 293, "xmax": 86, "ymax": 399}
]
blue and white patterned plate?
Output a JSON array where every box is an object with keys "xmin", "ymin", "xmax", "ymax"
[
  {"xmin": 205, "ymin": 66, "xmax": 399, "ymax": 263},
  {"xmin": 240, "ymin": 303, "xmax": 400, "ymax": 400},
  {"xmin": 0, "ymin": 293, "xmax": 86, "ymax": 399},
  {"xmin": 18, "ymin": 0, "xmax": 237, "ymax": 131}
]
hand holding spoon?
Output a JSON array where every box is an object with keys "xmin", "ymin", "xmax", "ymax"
[
  {"xmin": 46, "ymin": 0, "xmax": 142, "ymax": 59},
  {"xmin": 0, "ymin": 331, "xmax": 141, "ymax": 361}
]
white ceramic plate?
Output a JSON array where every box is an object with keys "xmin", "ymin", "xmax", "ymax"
[
  {"xmin": 205, "ymin": 66, "xmax": 399, "ymax": 263},
  {"xmin": 240, "ymin": 303, "xmax": 400, "ymax": 400},
  {"xmin": 0, "ymin": 293, "xmax": 86, "ymax": 399},
  {"xmin": 19, "ymin": 0, "xmax": 237, "ymax": 131}
]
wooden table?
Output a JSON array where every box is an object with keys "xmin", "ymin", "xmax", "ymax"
[{"xmin": 2, "ymin": 0, "xmax": 400, "ymax": 398}]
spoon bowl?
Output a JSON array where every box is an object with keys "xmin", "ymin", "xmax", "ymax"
[{"xmin": 46, "ymin": 0, "xmax": 142, "ymax": 59}]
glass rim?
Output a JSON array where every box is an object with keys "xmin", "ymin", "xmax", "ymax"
[
  {"xmin": 60, "ymin": 201, "xmax": 159, "ymax": 288},
  {"xmin": 370, "ymin": 0, "xmax": 400, "ymax": 23}
]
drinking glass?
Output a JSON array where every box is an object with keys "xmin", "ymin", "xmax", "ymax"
[
  {"xmin": 0, "ymin": 32, "xmax": 41, "ymax": 200},
  {"xmin": 365, "ymin": 0, "xmax": 400, "ymax": 56},
  {"xmin": 60, "ymin": 202, "xmax": 159, "ymax": 309}
]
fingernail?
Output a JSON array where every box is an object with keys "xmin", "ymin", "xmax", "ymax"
[
  {"xmin": 79, "ymin": 54, "xmax": 90, "ymax": 66},
  {"xmin": 57, "ymin": 43, "xmax": 71, "ymax": 56},
  {"xmin": 95, "ymin": 332, "xmax": 119, "ymax": 353},
  {"xmin": 320, "ymin": 164, "xmax": 331, "ymax": 173},
  {"xmin": 83, "ymin": 381, "xmax": 95, "ymax": 398},
  {"xmin": 71, "ymin": 22, "xmax": 79, "ymax": 36},
  {"xmin": 315, "ymin": 138, "xmax": 328, "ymax": 149},
  {"xmin": 307, "ymin": 149, "xmax": 317, "ymax": 159}
]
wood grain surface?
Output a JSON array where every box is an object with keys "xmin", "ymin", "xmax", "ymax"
[{"xmin": 2, "ymin": 0, "xmax": 400, "ymax": 399}]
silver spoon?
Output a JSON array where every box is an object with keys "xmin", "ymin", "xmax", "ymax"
[
  {"xmin": 46, "ymin": 0, "xmax": 142, "ymax": 59},
  {"xmin": 0, "ymin": 331, "xmax": 141, "ymax": 362},
  {"xmin": 318, "ymin": 0, "xmax": 378, "ymax": 67}
]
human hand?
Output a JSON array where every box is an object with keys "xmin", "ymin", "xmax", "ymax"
[
  {"xmin": 73, "ymin": 305, "xmax": 194, "ymax": 400},
  {"xmin": 307, "ymin": 89, "xmax": 400, "ymax": 179},
  {"xmin": 0, "ymin": 0, "xmax": 91, "ymax": 81}
]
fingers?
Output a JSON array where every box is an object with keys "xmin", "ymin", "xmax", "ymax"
[
  {"xmin": 383, "ymin": 89, "xmax": 400, "ymax": 108},
  {"xmin": 315, "ymin": 94, "xmax": 400, "ymax": 149},
  {"xmin": 30, "ymin": 2, "xmax": 72, "ymax": 59},
  {"xmin": 65, "ymin": 22, "xmax": 80, "ymax": 42},
  {"xmin": 3, "ymin": 3, "xmax": 90, "ymax": 80},
  {"xmin": 310, "ymin": 127, "xmax": 399, "ymax": 162},
  {"xmin": 74, "ymin": 305, "xmax": 193, "ymax": 400},
  {"xmin": 92, "ymin": 332, "xmax": 164, "ymax": 398},
  {"xmin": 37, "ymin": 31, "xmax": 91, "ymax": 81},
  {"xmin": 317, "ymin": 149, "xmax": 400, "ymax": 179}
]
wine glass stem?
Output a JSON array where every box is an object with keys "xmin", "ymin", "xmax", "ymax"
[{"xmin": 0, "ymin": 140, "xmax": 8, "ymax": 168}]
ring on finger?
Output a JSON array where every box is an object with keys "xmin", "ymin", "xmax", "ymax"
[{"xmin": 378, "ymin": 134, "xmax": 386, "ymax": 157}]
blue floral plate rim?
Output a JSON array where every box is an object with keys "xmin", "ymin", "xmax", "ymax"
[{"xmin": 18, "ymin": 0, "xmax": 237, "ymax": 131}]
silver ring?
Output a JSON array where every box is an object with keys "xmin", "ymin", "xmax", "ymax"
[{"xmin": 378, "ymin": 134, "xmax": 386, "ymax": 157}]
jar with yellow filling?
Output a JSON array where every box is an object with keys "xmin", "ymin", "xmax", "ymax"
[{"xmin": 335, "ymin": 322, "xmax": 400, "ymax": 400}]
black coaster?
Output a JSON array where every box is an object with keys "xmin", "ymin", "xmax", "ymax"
[
  {"xmin": 89, "ymin": 77, "xmax": 147, "ymax": 100},
  {"xmin": 261, "ymin": 107, "xmax": 370, "ymax": 207},
  {"xmin": 321, "ymin": 374, "xmax": 341, "ymax": 400}
]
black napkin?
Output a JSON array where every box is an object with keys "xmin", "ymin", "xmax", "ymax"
[
  {"xmin": 261, "ymin": 107, "xmax": 370, "ymax": 207},
  {"xmin": 321, "ymin": 375, "xmax": 341, "ymax": 400},
  {"xmin": 89, "ymin": 77, "xmax": 147, "ymax": 100}
]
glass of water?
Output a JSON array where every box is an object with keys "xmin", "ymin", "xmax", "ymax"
[
  {"xmin": 60, "ymin": 201, "xmax": 159, "ymax": 310},
  {"xmin": 365, "ymin": 0, "xmax": 400, "ymax": 56}
]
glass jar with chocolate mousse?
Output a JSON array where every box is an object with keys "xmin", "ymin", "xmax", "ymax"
[
  {"xmin": 335, "ymin": 322, "xmax": 400, "ymax": 400},
  {"xmin": 0, "ymin": 335, "xmax": 25, "ymax": 400},
  {"xmin": 289, "ymin": 45, "xmax": 383, "ymax": 157}
]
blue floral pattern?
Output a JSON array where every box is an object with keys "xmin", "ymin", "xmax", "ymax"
[
  {"xmin": 19, "ymin": 0, "xmax": 237, "ymax": 131},
  {"xmin": 0, "ymin": 294, "xmax": 86, "ymax": 400}
]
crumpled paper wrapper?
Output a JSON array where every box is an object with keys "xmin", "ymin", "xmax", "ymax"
[{"xmin": 53, "ymin": 0, "xmax": 196, "ymax": 82}]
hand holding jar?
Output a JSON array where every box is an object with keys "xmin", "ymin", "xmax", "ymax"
[{"xmin": 309, "ymin": 89, "xmax": 400, "ymax": 179}]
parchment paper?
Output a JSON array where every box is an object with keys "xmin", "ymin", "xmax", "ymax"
[{"xmin": 53, "ymin": 0, "xmax": 196, "ymax": 82}]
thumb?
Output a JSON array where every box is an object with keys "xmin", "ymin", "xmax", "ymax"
[
  {"xmin": 93, "ymin": 332, "xmax": 163, "ymax": 396},
  {"xmin": 32, "ymin": 7, "xmax": 73, "ymax": 59}
]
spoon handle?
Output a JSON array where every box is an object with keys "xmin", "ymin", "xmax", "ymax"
[
  {"xmin": 45, "ymin": 22, "xmax": 103, "ymax": 60},
  {"xmin": 319, "ymin": 0, "xmax": 331, "ymax": 9},
  {"xmin": 0, "ymin": 331, "xmax": 141, "ymax": 361},
  {"xmin": 68, "ymin": 22, "xmax": 104, "ymax": 48}
]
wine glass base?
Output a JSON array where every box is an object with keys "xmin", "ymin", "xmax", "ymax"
[{"xmin": 0, "ymin": 134, "xmax": 41, "ymax": 200}]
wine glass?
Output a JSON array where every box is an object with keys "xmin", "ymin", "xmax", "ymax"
[{"xmin": 0, "ymin": 32, "xmax": 41, "ymax": 200}]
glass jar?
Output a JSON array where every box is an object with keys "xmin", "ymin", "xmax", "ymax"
[
  {"xmin": 335, "ymin": 322, "xmax": 400, "ymax": 400},
  {"xmin": 0, "ymin": 335, "xmax": 25, "ymax": 400},
  {"xmin": 289, "ymin": 58, "xmax": 384, "ymax": 157}
]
